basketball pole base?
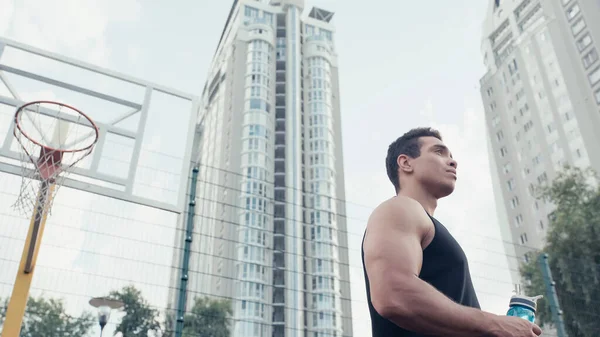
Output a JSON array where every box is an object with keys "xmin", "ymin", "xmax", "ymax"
[{"xmin": 2, "ymin": 183, "xmax": 55, "ymax": 337}]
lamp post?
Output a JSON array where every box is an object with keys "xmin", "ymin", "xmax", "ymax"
[{"xmin": 89, "ymin": 297, "xmax": 124, "ymax": 337}]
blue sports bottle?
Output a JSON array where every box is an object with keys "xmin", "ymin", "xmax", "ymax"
[{"xmin": 506, "ymin": 294, "xmax": 543, "ymax": 323}]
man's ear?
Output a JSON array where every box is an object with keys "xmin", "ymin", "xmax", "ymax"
[{"xmin": 397, "ymin": 154, "xmax": 413, "ymax": 173}]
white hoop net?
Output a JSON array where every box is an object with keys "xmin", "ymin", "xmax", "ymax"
[{"xmin": 12, "ymin": 101, "xmax": 99, "ymax": 217}]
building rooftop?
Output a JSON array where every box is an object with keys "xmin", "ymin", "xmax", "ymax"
[{"xmin": 308, "ymin": 7, "xmax": 334, "ymax": 22}]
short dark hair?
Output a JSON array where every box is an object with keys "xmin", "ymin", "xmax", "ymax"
[{"xmin": 386, "ymin": 127, "xmax": 442, "ymax": 193}]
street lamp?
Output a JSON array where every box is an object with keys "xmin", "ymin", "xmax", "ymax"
[{"xmin": 89, "ymin": 297, "xmax": 124, "ymax": 337}]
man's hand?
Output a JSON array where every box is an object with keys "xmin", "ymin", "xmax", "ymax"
[{"xmin": 488, "ymin": 315, "xmax": 542, "ymax": 337}]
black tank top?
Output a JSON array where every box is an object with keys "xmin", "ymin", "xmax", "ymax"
[{"xmin": 361, "ymin": 212, "xmax": 480, "ymax": 337}]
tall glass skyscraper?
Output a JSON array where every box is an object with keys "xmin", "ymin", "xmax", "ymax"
[
  {"xmin": 480, "ymin": 0, "xmax": 600, "ymax": 286},
  {"xmin": 175, "ymin": 1, "xmax": 353, "ymax": 337}
]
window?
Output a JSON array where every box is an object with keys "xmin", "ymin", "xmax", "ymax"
[
  {"xmin": 507, "ymin": 179, "xmax": 515, "ymax": 191},
  {"xmin": 509, "ymin": 59, "xmax": 519, "ymax": 75},
  {"xmin": 520, "ymin": 232, "xmax": 528, "ymax": 244},
  {"xmin": 576, "ymin": 33, "xmax": 592, "ymax": 51},
  {"xmin": 503, "ymin": 163, "xmax": 512, "ymax": 174},
  {"xmin": 566, "ymin": 4, "xmax": 580, "ymax": 20},
  {"xmin": 589, "ymin": 67, "xmax": 600, "ymax": 85},
  {"xmin": 537, "ymin": 172, "xmax": 548, "ymax": 184},
  {"xmin": 572, "ymin": 18, "xmax": 586, "ymax": 36},
  {"xmin": 500, "ymin": 147, "xmax": 508, "ymax": 157},
  {"xmin": 547, "ymin": 123, "xmax": 554, "ymax": 133},
  {"xmin": 487, "ymin": 87, "xmax": 494, "ymax": 97},
  {"xmin": 305, "ymin": 24, "xmax": 315, "ymax": 35},
  {"xmin": 564, "ymin": 111, "xmax": 572, "ymax": 121},
  {"xmin": 524, "ymin": 120, "xmax": 534, "ymax": 132},
  {"xmin": 595, "ymin": 88, "xmax": 600, "ymax": 104},
  {"xmin": 539, "ymin": 220, "xmax": 545, "ymax": 230},
  {"xmin": 582, "ymin": 48, "xmax": 598, "ymax": 69},
  {"xmin": 511, "ymin": 196, "xmax": 520, "ymax": 209},
  {"xmin": 529, "ymin": 183, "xmax": 535, "ymax": 196},
  {"xmin": 576, "ymin": 148, "xmax": 582, "ymax": 158},
  {"xmin": 245, "ymin": 6, "xmax": 259, "ymax": 17},
  {"xmin": 496, "ymin": 130, "xmax": 504, "ymax": 142},
  {"xmin": 320, "ymin": 29, "xmax": 333, "ymax": 41},
  {"xmin": 515, "ymin": 214, "xmax": 524, "ymax": 225},
  {"xmin": 519, "ymin": 106, "xmax": 527, "ymax": 116},
  {"xmin": 490, "ymin": 101, "xmax": 497, "ymax": 111}
]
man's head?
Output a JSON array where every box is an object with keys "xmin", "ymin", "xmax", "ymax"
[{"xmin": 385, "ymin": 127, "xmax": 458, "ymax": 198}]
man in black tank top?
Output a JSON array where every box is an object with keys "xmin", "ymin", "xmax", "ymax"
[{"xmin": 361, "ymin": 127, "xmax": 542, "ymax": 337}]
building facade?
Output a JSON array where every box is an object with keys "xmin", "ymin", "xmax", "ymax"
[
  {"xmin": 480, "ymin": 0, "xmax": 600, "ymax": 285},
  {"xmin": 180, "ymin": 1, "xmax": 353, "ymax": 337}
]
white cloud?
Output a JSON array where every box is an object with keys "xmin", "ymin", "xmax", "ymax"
[
  {"xmin": 127, "ymin": 45, "xmax": 141, "ymax": 63},
  {"xmin": 0, "ymin": 0, "xmax": 14, "ymax": 36},
  {"xmin": 3, "ymin": 0, "xmax": 141, "ymax": 66}
]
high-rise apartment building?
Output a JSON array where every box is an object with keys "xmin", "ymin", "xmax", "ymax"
[
  {"xmin": 480, "ymin": 0, "xmax": 600, "ymax": 284},
  {"xmin": 176, "ymin": 1, "xmax": 353, "ymax": 337}
]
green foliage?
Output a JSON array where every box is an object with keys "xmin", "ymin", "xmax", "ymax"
[
  {"xmin": 109, "ymin": 285, "xmax": 162, "ymax": 337},
  {"xmin": 0, "ymin": 298, "xmax": 8, "ymax": 328},
  {"xmin": 0, "ymin": 285, "xmax": 231, "ymax": 337},
  {"xmin": 520, "ymin": 166, "xmax": 600, "ymax": 337},
  {"xmin": 182, "ymin": 297, "xmax": 232, "ymax": 337},
  {"xmin": 0, "ymin": 296, "xmax": 94, "ymax": 337}
]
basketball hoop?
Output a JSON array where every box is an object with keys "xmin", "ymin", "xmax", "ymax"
[
  {"xmin": 1, "ymin": 101, "xmax": 100, "ymax": 337},
  {"xmin": 12, "ymin": 100, "xmax": 99, "ymax": 217}
]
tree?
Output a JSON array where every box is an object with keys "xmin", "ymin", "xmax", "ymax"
[
  {"xmin": 521, "ymin": 166, "xmax": 600, "ymax": 337},
  {"xmin": 0, "ymin": 298, "xmax": 7, "ymax": 327},
  {"xmin": 0, "ymin": 296, "xmax": 94, "ymax": 337},
  {"xmin": 109, "ymin": 286, "xmax": 162, "ymax": 337},
  {"xmin": 182, "ymin": 297, "xmax": 232, "ymax": 337}
]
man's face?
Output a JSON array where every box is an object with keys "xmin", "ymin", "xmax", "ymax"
[{"xmin": 410, "ymin": 136, "xmax": 458, "ymax": 198}]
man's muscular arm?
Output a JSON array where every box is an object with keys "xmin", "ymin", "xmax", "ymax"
[{"xmin": 363, "ymin": 198, "xmax": 540, "ymax": 337}]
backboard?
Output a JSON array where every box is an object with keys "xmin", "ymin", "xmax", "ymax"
[{"xmin": 0, "ymin": 37, "xmax": 199, "ymax": 213}]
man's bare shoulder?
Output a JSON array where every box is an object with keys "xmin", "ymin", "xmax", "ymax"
[{"xmin": 367, "ymin": 196, "xmax": 431, "ymax": 233}]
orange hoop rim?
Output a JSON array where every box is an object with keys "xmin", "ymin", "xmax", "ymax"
[{"xmin": 13, "ymin": 100, "xmax": 100, "ymax": 154}]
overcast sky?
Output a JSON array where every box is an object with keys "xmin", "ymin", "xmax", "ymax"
[{"xmin": 0, "ymin": 1, "xmax": 521, "ymax": 336}]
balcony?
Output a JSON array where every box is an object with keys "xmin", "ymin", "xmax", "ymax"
[
  {"xmin": 305, "ymin": 35, "xmax": 328, "ymax": 43},
  {"xmin": 244, "ymin": 17, "xmax": 273, "ymax": 27}
]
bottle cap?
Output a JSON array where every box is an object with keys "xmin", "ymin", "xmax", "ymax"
[{"xmin": 509, "ymin": 295, "xmax": 543, "ymax": 312}]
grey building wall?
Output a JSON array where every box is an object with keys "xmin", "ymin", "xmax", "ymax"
[{"xmin": 480, "ymin": 0, "xmax": 600, "ymax": 285}]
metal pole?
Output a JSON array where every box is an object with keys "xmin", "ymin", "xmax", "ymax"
[
  {"xmin": 175, "ymin": 166, "xmax": 199, "ymax": 337},
  {"xmin": 538, "ymin": 253, "xmax": 568, "ymax": 337},
  {"xmin": 2, "ymin": 183, "xmax": 56, "ymax": 337}
]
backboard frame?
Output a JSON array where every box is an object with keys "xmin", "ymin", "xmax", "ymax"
[{"xmin": 0, "ymin": 37, "xmax": 199, "ymax": 214}]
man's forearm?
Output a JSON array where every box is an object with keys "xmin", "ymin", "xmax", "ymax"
[{"xmin": 381, "ymin": 277, "xmax": 500, "ymax": 337}]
